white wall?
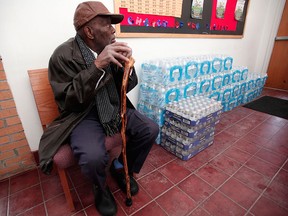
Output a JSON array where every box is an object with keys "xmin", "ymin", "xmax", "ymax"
[{"xmin": 0, "ymin": 0, "xmax": 285, "ymax": 151}]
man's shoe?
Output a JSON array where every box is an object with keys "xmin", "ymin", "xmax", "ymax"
[
  {"xmin": 110, "ymin": 159, "xmax": 139, "ymax": 196},
  {"xmin": 94, "ymin": 185, "xmax": 117, "ymax": 216}
]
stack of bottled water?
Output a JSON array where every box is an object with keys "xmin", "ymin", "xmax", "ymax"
[
  {"xmin": 161, "ymin": 96, "xmax": 222, "ymax": 160},
  {"xmin": 137, "ymin": 54, "xmax": 233, "ymax": 128},
  {"xmin": 241, "ymin": 73, "xmax": 268, "ymax": 104},
  {"xmin": 209, "ymin": 67, "xmax": 267, "ymax": 112},
  {"xmin": 137, "ymin": 54, "xmax": 267, "ymax": 144},
  {"xmin": 165, "ymin": 96, "xmax": 222, "ymax": 121}
]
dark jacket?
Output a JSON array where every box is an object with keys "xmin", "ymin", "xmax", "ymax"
[{"xmin": 39, "ymin": 37, "xmax": 137, "ymax": 174}]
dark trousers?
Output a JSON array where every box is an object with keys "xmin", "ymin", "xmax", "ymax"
[{"xmin": 70, "ymin": 107, "xmax": 159, "ymax": 190}]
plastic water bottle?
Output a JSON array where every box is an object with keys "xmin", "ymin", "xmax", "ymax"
[
  {"xmin": 199, "ymin": 60, "xmax": 211, "ymax": 76},
  {"xmin": 140, "ymin": 62, "xmax": 153, "ymax": 83},
  {"xmin": 185, "ymin": 60, "xmax": 198, "ymax": 80},
  {"xmin": 138, "ymin": 83, "xmax": 151, "ymax": 103},
  {"xmin": 156, "ymin": 85, "xmax": 166, "ymax": 107},
  {"xmin": 261, "ymin": 74, "xmax": 268, "ymax": 87},
  {"xmin": 222, "ymin": 72, "xmax": 232, "ymax": 86},
  {"xmin": 212, "ymin": 57, "xmax": 223, "ymax": 73},
  {"xmin": 199, "ymin": 75, "xmax": 211, "ymax": 95},
  {"xmin": 247, "ymin": 79, "xmax": 255, "ymax": 91},
  {"xmin": 170, "ymin": 65, "xmax": 183, "ymax": 83},
  {"xmin": 232, "ymin": 69, "xmax": 241, "ymax": 83},
  {"xmin": 137, "ymin": 100, "xmax": 145, "ymax": 114},
  {"xmin": 254, "ymin": 73, "xmax": 263, "ymax": 88},
  {"xmin": 222, "ymin": 87, "xmax": 232, "ymax": 102},
  {"xmin": 209, "ymin": 91, "xmax": 221, "ymax": 101},
  {"xmin": 241, "ymin": 67, "xmax": 249, "ymax": 81},
  {"xmin": 239, "ymin": 81, "xmax": 247, "ymax": 95},
  {"xmin": 141, "ymin": 60, "xmax": 161, "ymax": 83},
  {"xmin": 223, "ymin": 56, "xmax": 233, "ymax": 71},
  {"xmin": 163, "ymin": 60, "xmax": 183, "ymax": 85},
  {"xmin": 231, "ymin": 83, "xmax": 240, "ymax": 98},
  {"xmin": 165, "ymin": 86, "xmax": 181, "ymax": 105},
  {"xmin": 228, "ymin": 98, "xmax": 237, "ymax": 110},
  {"xmin": 183, "ymin": 82, "xmax": 197, "ymax": 98},
  {"xmin": 212, "ymin": 75, "xmax": 223, "ymax": 90}
]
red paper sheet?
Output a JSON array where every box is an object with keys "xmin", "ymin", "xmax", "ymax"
[{"xmin": 210, "ymin": 0, "xmax": 238, "ymax": 31}]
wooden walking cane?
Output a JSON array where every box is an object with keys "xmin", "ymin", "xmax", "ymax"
[{"xmin": 121, "ymin": 56, "xmax": 135, "ymax": 206}]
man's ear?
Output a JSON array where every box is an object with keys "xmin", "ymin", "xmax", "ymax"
[{"xmin": 83, "ymin": 26, "xmax": 94, "ymax": 39}]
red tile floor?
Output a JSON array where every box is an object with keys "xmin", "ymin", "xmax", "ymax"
[{"xmin": 1, "ymin": 88, "xmax": 288, "ymax": 216}]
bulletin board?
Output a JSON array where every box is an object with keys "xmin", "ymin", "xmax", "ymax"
[{"xmin": 114, "ymin": 0, "xmax": 250, "ymax": 38}]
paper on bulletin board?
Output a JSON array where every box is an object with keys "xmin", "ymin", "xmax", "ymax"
[
  {"xmin": 235, "ymin": 0, "xmax": 246, "ymax": 21},
  {"xmin": 119, "ymin": 0, "xmax": 184, "ymax": 18},
  {"xmin": 191, "ymin": 0, "xmax": 205, "ymax": 19},
  {"xmin": 211, "ymin": 0, "xmax": 238, "ymax": 31},
  {"xmin": 216, "ymin": 0, "xmax": 227, "ymax": 19}
]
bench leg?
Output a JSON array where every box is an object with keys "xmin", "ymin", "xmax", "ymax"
[{"xmin": 57, "ymin": 166, "xmax": 75, "ymax": 211}]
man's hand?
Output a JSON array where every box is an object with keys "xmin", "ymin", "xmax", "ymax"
[{"xmin": 94, "ymin": 42, "xmax": 132, "ymax": 68}]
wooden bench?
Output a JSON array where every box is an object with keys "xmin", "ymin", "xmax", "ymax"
[{"xmin": 28, "ymin": 68, "xmax": 122, "ymax": 211}]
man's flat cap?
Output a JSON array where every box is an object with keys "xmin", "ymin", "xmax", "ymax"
[{"xmin": 74, "ymin": 1, "xmax": 124, "ymax": 30}]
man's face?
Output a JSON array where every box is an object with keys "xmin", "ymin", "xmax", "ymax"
[{"xmin": 88, "ymin": 16, "xmax": 116, "ymax": 53}]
